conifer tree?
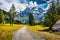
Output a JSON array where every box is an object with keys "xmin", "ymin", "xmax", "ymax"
[
  {"xmin": 43, "ymin": 2, "xmax": 59, "ymax": 30},
  {"xmin": 0, "ymin": 9, "xmax": 4, "ymax": 24},
  {"xmin": 9, "ymin": 4, "xmax": 16, "ymax": 26},
  {"xmin": 29, "ymin": 13, "xmax": 35, "ymax": 26}
]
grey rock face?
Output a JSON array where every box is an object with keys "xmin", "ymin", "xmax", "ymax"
[{"xmin": 52, "ymin": 21, "xmax": 60, "ymax": 32}]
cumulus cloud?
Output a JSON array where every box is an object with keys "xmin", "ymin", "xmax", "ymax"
[
  {"xmin": 0, "ymin": 0, "xmax": 39, "ymax": 12},
  {"xmin": 43, "ymin": 3, "xmax": 52, "ymax": 10},
  {"xmin": 0, "ymin": 0, "xmax": 27, "ymax": 12},
  {"xmin": 14, "ymin": 3, "xmax": 27, "ymax": 12},
  {"xmin": 0, "ymin": 0, "xmax": 51, "ymax": 12},
  {"xmin": 27, "ymin": 1, "xmax": 38, "ymax": 9},
  {"xmin": 0, "ymin": 0, "xmax": 12, "ymax": 12}
]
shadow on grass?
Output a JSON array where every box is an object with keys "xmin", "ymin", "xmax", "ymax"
[
  {"xmin": 38, "ymin": 29, "xmax": 50, "ymax": 31},
  {"xmin": 38, "ymin": 29, "xmax": 60, "ymax": 35},
  {"xmin": 38, "ymin": 29, "xmax": 53, "ymax": 33}
]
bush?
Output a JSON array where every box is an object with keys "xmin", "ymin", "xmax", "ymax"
[{"xmin": 14, "ymin": 20, "xmax": 21, "ymax": 24}]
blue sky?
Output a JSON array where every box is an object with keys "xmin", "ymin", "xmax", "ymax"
[
  {"xmin": 3, "ymin": 0, "xmax": 47, "ymax": 4},
  {"xmin": 0, "ymin": 0, "xmax": 52, "ymax": 12}
]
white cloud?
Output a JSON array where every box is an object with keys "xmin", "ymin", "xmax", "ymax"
[
  {"xmin": 5, "ymin": 0, "xmax": 20, "ymax": 3},
  {"xmin": 42, "ymin": 3, "xmax": 52, "ymax": 10},
  {"xmin": 29, "ymin": 1, "xmax": 34, "ymax": 6},
  {"xmin": 2, "ymin": 3, "xmax": 12, "ymax": 12},
  {"xmin": 0, "ymin": 0, "xmax": 27, "ymax": 12},
  {"xmin": 0, "ymin": 1, "xmax": 12, "ymax": 12},
  {"xmin": 27, "ymin": 1, "xmax": 38, "ymax": 8},
  {"xmin": 0, "ymin": 0, "xmax": 51, "ymax": 13},
  {"xmin": 14, "ymin": 3, "xmax": 27, "ymax": 12},
  {"xmin": 47, "ymin": 0, "xmax": 52, "ymax": 3},
  {"xmin": 34, "ymin": 2, "xmax": 38, "ymax": 6}
]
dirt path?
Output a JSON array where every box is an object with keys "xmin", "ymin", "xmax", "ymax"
[{"xmin": 12, "ymin": 26, "xmax": 45, "ymax": 40}]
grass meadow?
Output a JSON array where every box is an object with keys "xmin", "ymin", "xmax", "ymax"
[
  {"xmin": 0, "ymin": 24, "xmax": 60, "ymax": 40},
  {"xmin": 27, "ymin": 25, "xmax": 60, "ymax": 40},
  {"xmin": 0, "ymin": 24, "xmax": 23, "ymax": 40}
]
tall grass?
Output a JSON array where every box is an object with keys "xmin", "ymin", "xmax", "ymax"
[{"xmin": 0, "ymin": 24, "xmax": 22, "ymax": 40}]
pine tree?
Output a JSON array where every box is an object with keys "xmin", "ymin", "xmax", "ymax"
[
  {"xmin": 0, "ymin": 9, "xmax": 4, "ymax": 24},
  {"xmin": 43, "ymin": 2, "xmax": 59, "ymax": 30},
  {"xmin": 9, "ymin": 4, "xmax": 16, "ymax": 26},
  {"xmin": 29, "ymin": 13, "xmax": 35, "ymax": 26}
]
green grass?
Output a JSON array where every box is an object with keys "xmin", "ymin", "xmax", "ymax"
[
  {"xmin": 27, "ymin": 25, "xmax": 49, "ymax": 31},
  {"xmin": 27, "ymin": 25, "xmax": 60, "ymax": 40},
  {"xmin": 0, "ymin": 24, "xmax": 60, "ymax": 40},
  {"xmin": 53, "ymin": 32, "xmax": 60, "ymax": 35},
  {"xmin": 0, "ymin": 24, "xmax": 23, "ymax": 40}
]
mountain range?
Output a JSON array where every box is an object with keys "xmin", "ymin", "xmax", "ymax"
[
  {"xmin": 17, "ymin": 6, "xmax": 47, "ymax": 23},
  {"xmin": 2, "ymin": 6, "xmax": 47, "ymax": 23},
  {"xmin": 1, "ymin": 0, "xmax": 60, "ymax": 23}
]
